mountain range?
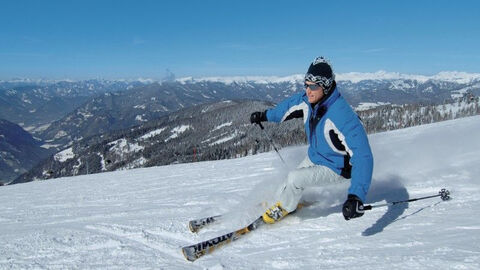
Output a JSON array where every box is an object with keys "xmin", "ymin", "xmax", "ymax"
[
  {"xmin": 13, "ymin": 100, "xmax": 306, "ymax": 183},
  {"xmin": 0, "ymin": 79, "xmax": 151, "ymax": 131},
  {"xmin": 1, "ymin": 71, "xmax": 479, "ymax": 183},
  {"xmin": 31, "ymin": 72, "xmax": 480, "ymax": 149},
  {"xmin": 13, "ymin": 94, "xmax": 479, "ymax": 184}
]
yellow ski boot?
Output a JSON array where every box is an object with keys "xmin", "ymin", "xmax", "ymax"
[{"xmin": 262, "ymin": 202, "xmax": 289, "ymax": 224}]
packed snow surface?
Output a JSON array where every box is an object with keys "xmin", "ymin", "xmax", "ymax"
[{"xmin": 1, "ymin": 116, "xmax": 480, "ymax": 269}]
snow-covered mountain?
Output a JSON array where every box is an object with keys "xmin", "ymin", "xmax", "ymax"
[
  {"xmin": 33, "ymin": 80, "xmax": 304, "ymax": 149},
  {"xmin": 337, "ymin": 70, "xmax": 480, "ymax": 84},
  {"xmin": 15, "ymin": 93, "xmax": 479, "ymax": 184},
  {"xmin": 29, "ymin": 71, "xmax": 480, "ymax": 150},
  {"xmin": 2, "ymin": 72, "xmax": 479, "ymax": 181},
  {"xmin": 13, "ymin": 100, "xmax": 306, "ymax": 183},
  {"xmin": 1, "ymin": 116, "xmax": 479, "ymax": 269},
  {"xmin": 177, "ymin": 70, "xmax": 480, "ymax": 85},
  {"xmin": 0, "ymin": 79, "xmax": 153, "ymax": 130}
]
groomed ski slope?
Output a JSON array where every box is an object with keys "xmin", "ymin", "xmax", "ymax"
[{"xmin": 1, "ymin": 116, "xmax": 480, "ymax": 269}]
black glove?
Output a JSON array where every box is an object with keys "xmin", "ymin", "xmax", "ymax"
[
  {"xmin": 342, "ymin": 194, "xmax": 365, "ymax": 220},
  {"xmin": 250, "ymin": 111, "xmax": 267, "ymax": 124}
]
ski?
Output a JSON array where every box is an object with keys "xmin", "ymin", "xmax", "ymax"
[
  {"xmin": 182, "ymin": 216, "xmax": 265, "ymax": 262},
  {"xmin": 188, "ymin": 215, "xmax": 222, "ymax": 233},
  {"xmin": 182, "ymin": 202, "xmax": 315, "ymax": 261},
  {"xmin": 187, "ymin": 201, "xmax": 313, "ymax": 233},
  {"xmin": 183, "ymin": 189, "xmax": 452, "ymax": 261}
]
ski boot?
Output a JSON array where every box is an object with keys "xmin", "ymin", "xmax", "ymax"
[{"xmin": 262, "ymin": 202, "xmax": 289, "ymax": 224}]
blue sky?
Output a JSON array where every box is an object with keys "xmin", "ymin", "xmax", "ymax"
[{"xmin": 1, "ymin": 0, "xmax": 479, "ymax": 80}]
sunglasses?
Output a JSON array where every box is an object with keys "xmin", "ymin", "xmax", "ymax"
[{"xmin": 304, "ymin": 83, "xmax": 323, "ymax": 91}]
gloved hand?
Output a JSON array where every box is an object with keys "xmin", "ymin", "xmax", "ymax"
[
  {"xmin": 250, "ymin": 111, "xmax": 267, "ymax": 124},
  {"xmin": 342, "ymin": 194, "xmax": 365, "ymax": 220}
]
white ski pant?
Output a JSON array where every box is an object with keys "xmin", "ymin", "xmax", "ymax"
[{"xmin": 275, "ymin": 156, "xmax": 348, "ymax": 212}]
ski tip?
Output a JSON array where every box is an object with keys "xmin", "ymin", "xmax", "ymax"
[
  {"xmin": 182, "ymin": 247, "xmax": 197, "ymax": 262},
  {"xmin": 188, "ymin": 221, "xmax": 197, "ymax": 233}
]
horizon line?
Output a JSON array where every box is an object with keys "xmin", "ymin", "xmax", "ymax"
[{"xmin": 2, "ymin": 70, "xmax": 480, "ymax": 84}]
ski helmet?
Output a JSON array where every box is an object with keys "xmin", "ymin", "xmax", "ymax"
[{"xmin": 304, "ymin": 56, "xmax": 335, "ymax": 95}]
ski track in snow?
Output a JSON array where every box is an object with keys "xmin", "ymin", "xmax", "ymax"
[{"xmin": 1, "ymin": 116, "xmax": 480, "ymax": 269}]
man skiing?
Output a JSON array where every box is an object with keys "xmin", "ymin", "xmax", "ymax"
[{"xmin": 250, "ymin": 56, "xmax": 374, "ymax": 223}]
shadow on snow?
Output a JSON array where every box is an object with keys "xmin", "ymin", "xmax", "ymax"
[
  {"xmin": 361, "ymin": 175, "xmax": 409, "ymax": 236},
  {"xmin": 295, "ymin": 175, "xmax": 442, "ymax": 236}
]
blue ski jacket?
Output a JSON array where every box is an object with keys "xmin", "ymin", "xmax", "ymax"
[{"xmin": 265, "ymin": 88, "xmax": 373, "ymax": 202}]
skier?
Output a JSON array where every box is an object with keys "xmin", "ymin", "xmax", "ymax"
[{"xmin": 250, "ymin": 56, "xmax": 373, "ymax": 223}]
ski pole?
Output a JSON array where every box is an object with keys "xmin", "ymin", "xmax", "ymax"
[
  {"xmin": 364, "ymin": 188, "xmax": 451, "ymax": 210},
  {"xmin": 257, "ymin": 122, "xmax": 287, "ymax": 166}
]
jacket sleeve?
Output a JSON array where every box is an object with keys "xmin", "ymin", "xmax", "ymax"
[
  {"xmin": 265, "ymin": 93, "xmax": 307, "ymax": 123},
  {"xmin": 342, "ymin": 116, "xmax": 374, "ymax": 203}
]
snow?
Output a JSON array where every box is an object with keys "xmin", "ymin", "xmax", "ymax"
[
  {"xmin": 209, "ymin": 132, "xmax": 238, "ymax": 146},
  {"xmin": 432, "ymin": 71, "xmax": 480, "ymax": 84},
  {"xmin": 177, "ymin": 71, "xmax": 480, "ymax": 85},
  {"xmin": 135, "ymin": 114, "xmax": 147, "ymax": 122},
  {"xmin": 138, "ymin": 127, "xmax": 167, "ymax": 140},
  {"xmin": 108, "ymin": 138, "xmax": 144, "ymax": 154},
  {"xmin": 98, "ymin": 153, "xmax": 107, "ymax": 171},
  {"xmin": 134, "ymin": 104, "xmax": 146, "ymax": 110},
  {"xmin": 435, "ymin": 101, "xmax": 477, "ymax": 118},
  {"xmin": 177, "ymin": 75, "xmax": 304, "ymax": 85},
  {"xmin": 77, "ymin": 111, "xmax": 93, "ymax": 119},
  {"xmin": 166, "ymin": 125, "xmax": 192, "ymax": 142},
  {"xmin": 2, "ymin": 72, "xmax": 479, "ymax": 88},
  {"xmin": 53, "ymin": 130, "xmax": 68, "ymax": 139},
  {"xmin": 355, "ymin": 102, "xmax": 391, "ymax": 111},
  {"xmin": 338, "ymin": 70, "xmax": 480, "ymax": 84},
  {"xmin": 1, "ymin": 116, "xmax": 480, "ymax": 269},
  {"xmin": 451, "ymin": 88, "xmax": 470, "ymax": 99},
  {"xmin": 54, "ymin": 147, "xmax": 75, "ymax": 162},
  {"xmin": 337, "ymin": 71, "xmax": 428, "ymax": 83},
  {"xmin": 119, "ymin": 157, "xmax": 148, "ymax": 170},
  {"xmin": 136, "ymin": 78, "xmax": 156, "ymax": 84},
  {"xmin": 212, "ymin": 122, "xmax": 233, "ymax": 131},
  {"xmin": 40, "ymin": 143, "xmax": 62, "ymax": 149}
]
